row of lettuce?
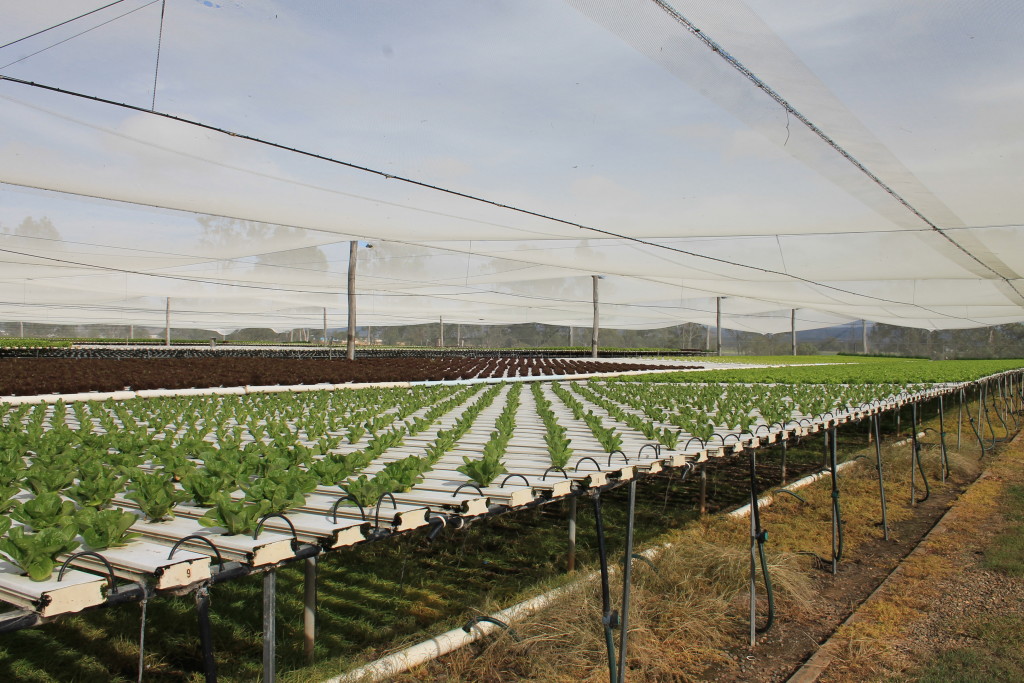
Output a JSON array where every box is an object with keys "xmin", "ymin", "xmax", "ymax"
[
  {"xmin": 633, "ymin": 358, "xmax": 1024, "ymax": 384},
  {"xmin": 0, "ymin": 377, "xmax": 933, "ymax": 581}
]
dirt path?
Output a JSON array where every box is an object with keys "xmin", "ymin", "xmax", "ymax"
[{"xmin": 788, "ymin": 431, "xmax": 1024, "ymax": 682}]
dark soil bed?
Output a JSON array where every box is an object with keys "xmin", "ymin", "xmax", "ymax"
[{"xmin": 0, "ymin": 357, "xmax": 681, "ymax": 396}]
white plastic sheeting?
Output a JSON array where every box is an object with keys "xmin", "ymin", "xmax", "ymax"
[{"xmin": 0, "ymin": 0, "xmax": 1022, "ymax": 332}]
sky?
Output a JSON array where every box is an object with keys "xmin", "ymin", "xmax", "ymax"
[{"xmin": 0, "ymin": 0, "xmax": 1021, "ymax": 332}]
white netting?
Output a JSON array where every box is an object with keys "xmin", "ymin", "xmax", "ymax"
[{"xmin": 0, "ymin": 0, "xmax": 1021, "ymax": 333}]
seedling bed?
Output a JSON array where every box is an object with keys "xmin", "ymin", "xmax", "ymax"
[{"xmin": 0, "ymin": 357, "xmax": 678, "ymax": 396}]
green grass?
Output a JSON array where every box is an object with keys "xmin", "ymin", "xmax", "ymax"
[
  {"xmin": 916, "ymin": 614, "xmax": 1024, "ymax": 682},
  {"xmin": 983, "ymin": 484, "xmax": 1024, "ymax": 577}
]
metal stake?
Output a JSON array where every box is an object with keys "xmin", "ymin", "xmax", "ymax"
[
  {"xmin": 304, "ymin": 557, "xmax": 317, "ymax": 664},
  {"xmin": 873, "ymin": 415, "xmax": 889, "ymax": 540},
  {"xmin": 829, "ymin": 426, "xmax": 840, "ymax": 575},
  {"xmin": 617, "ymin": 480, "xmax": 637, "ymax": 683},
  {"xmin": 780, "ymin": 438, "xmax": 787, "ymax": 485},
  {"xmin": 910, "ymin": 403, "xmax": 918, "ymax": 506},
  {"xmin": 938, "ymin": 395, "xmax": 948, "ymax": 483},
  {"xmin": 698, "ymin": 463, "xmax": 707, "ymax": 515},
  {"xmin": 567, "ymin": 496, "xmax": 577, "ymax": 572},
  {"xmin": 263, "ymin": 570, "xmax": 276, "ymax": 683},
  {"xmin": 748, "ymin": 448, "xmax": 758, "ymax": 646},
  {"xmin": 195, "ymin": 585, "xmax": 217, "ymax": 683},
  {"xmin": 957, "ymin": 388, "xmax": 963, "ymax": 451},
  {"xmin": 592, "ymin": 494, "xmax": 617, "ymax": 683}
]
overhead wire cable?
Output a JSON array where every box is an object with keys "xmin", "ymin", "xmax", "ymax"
[
  {"xmin": 150, "ymin": 0, "xmax": 167, "ymax": 111},
  {"xmin": 0, "ymin": 0, "xmax": 129, "ymax": 51},
  {"xmin": 647, "ymin": 0, "xmax": 1024, "ymax": 303},
  {"xmin": 0, "ymin": 76, "xmax": 988, "ymax": 325},
  {"xmin": 0, "ymin": 1, "xmax": 161, "ymax": 70}
]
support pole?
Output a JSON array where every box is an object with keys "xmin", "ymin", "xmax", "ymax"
[
  {"xmin": 591, "ymin": 275, "xmax": 600, "ymax": 359},
  {"xmin": 748, "ymin": 449, "xmax": 758, "ymax": 646},
  {"xmin": 938, "ymin": 395, "xmax": 948, "ymax": 483},
  {"xmin": 957, "ymin": 388, "xmax": 964, "ymax": 450},
  {"xmin": 195, "ymin": 585, "xmax": 217, "ymax": 683},
  {"xmin": 592, "ymin": 494, "xmax": 617, "ymax": 683},
  {"xmin": 910, "ymin": 403, "xmax": 918, "ymax": 506},
  {"xmin": 439, "ymin": 316, "xmax": 444, "ymax": 348},
  {"xmin": 346, "ymin": 240, "xmax": 357, "ymax": 360},
  {"xmin": 862, "ymin": 319, "xmax": 868, "ymax": 354},
  {"xmin": 129, "ymin": 323, "xmax": 133, "ymax": 341},
  {"xmin": 19, "ymin": 321, "xmax": 23, "ymax": 338},
  {"xmin": 304, "ymin": 557, "xmax": 317, "ymax": 664},
  {"xmin": 780, "ymin": 438, "xmax": 788, "ymax": 485},
  {"xmin": 616, "ymin": 480, "xmax": 637, "ymax": 683},
  {"xmin": 716, "ymin": 297, "xmax": 722, "ymax": 355},
  {"xmin": 164, "ymin": 297, "xmax": 171, "ymax": 346},
  {"xmin": 790, "ymin": 309, "xmax": 797, "ymax": 356},
  {"xmin": 567, "ymin": 496, "xmax": 577, "ymax": 573},
  {"xmin": 873, "ymin": 414, "xmax": 889, "ymax": 541},
  {"xmin": 322, "ymin": 308, "xmax": 327, "ymax": 346},
  {"xmin": 263, "ymin": 570, "xmax": 276, "ymax": 683},
  {"xmin": 698, "ymin": 464, "xmax": 707, "ymax": 515},
  {"xmin": 829, "ymin": 426, "xmax": 841, "ymax": 575}
]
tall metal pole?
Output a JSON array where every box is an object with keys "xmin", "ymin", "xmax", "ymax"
[
  {"xmin": 439, "ymin": 316, "xmax": 444, "ymax": 347},
  {"xmin": 18, "ymin": 321, "xmax": 23, "ymax": 338},
  {"xmin": 591, "ymin": 275, "xmax": 600, "ymax": 358},
  {"xmin": 322, "ymin": 307, "xmax": 327, "ymax": 346},
  {"xmin": 862, "ymin": 319, "xmax": 869, "ymax": 354},
  {"xmin": 790, "ymin": 309, "xmax": 797, "ymax": 356},
  {"xmin": 716, "ymin": 297, "xmax": 722, "ymax": 355},
  {"xmin": 164, "ymin": 297, "xmax": 171, "ymax": 346},
  {"xmin": 346, "ymin": 241, "xmax": 357, "ymax": 360}
]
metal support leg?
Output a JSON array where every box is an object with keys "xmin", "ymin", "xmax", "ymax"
[
  {"xmin": 304, "ymin": 557, "xmax": 317, "ymax": 665},
  {"xmin": 263, "ymin": 570, "xmax": 276, "ymax": 683},
  {"xmin": 911, "ymin": 403, "xmax": 918, "ymax": 506},
  {"xmin": 617, "ymin": 480, "xmax": 637, "ymax": 683},
  {"xmin": 567, "ymin": 496, "xmax": 577, "ymax": 573},
  {"xmin": 873, "ymin": 415, "xmax": 889, "ymax": 541},
  {"xmin": 195, "ymin": 585, "xmax": 217, "ymax": 683},
  {"xmin": 592, "ymin": 494, "xmax": 617, "ymax": 683},
  {"xmin": 829, "ymin": 426, "xmax": 841, "ymax": 575},
  {"xmin": 780, "ymin": 438, "xmax": 788, "ymax": 485},
  {"xmin": 938, "ymin": 395, "xmax": 948, "ymax": 483},
  {"xmin": 698, "ymin": 464, "xmax": 707, "ymax": 515},
  {"xmin": 957, "ymin": 389, "xmax": 963, "ymax": 451},
  {"xmin": 749, "ymin": 449, "xmax": 758, "ymax": 647}
]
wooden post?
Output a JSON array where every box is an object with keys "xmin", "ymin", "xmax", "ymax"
[
  {"xmin": 346, "ymin": 240, "xmax": 357, "ymax": 360},
  {"xmin": 716, "ymin": 297, "xmax": 722, "ymax": 355},
  {"xmin": 791, "ymin": 309, "xmax": 797, "ymax": 356}
]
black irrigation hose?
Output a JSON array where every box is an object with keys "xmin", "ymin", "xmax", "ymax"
[
  {"xmin": 591, "ymin": 493, "xmax": 618, "ymax": 683},
  {"xmin": 746, "ymin": 449, "xmax": 775, "ymax": 636},
  {"xmin": 913, "ymin": 438, "xmax": 931, "ymax": 505}
]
